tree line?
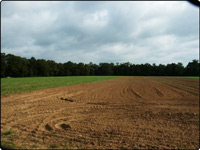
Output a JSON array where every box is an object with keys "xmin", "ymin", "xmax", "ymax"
[{"xmin": 1, "ymin": 53, "xmax": 199, "ymax": 78}]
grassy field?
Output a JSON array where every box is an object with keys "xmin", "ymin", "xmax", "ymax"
[{"xmin": 1, "ymin": 76, "xmax": 120, "ymax": 96}]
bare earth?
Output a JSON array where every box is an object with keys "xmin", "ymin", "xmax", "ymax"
[{"xmin": 1, "ymin": 77, "xmax": 199, "ymax": 149}]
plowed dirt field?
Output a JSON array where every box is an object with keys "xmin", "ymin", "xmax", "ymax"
[{"xmin": 1, "ymin": 77, "xmax": 199, "ymax": 149}]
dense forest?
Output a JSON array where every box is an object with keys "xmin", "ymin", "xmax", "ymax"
[{"xmin": 1, "ymin": 53, "xmax": 199, "ymax": 77}]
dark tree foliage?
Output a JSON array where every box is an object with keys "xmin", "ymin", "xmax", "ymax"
[
  {"xmin": 47, "ymin": 60, "xmax": 58, "ymax": 76},
  {"xmin": 78, "ymin": 63, "xmax": 85, "ymax": 76},
  {"xmin": 1, "ymin": 53, "xmax": 199, "ymax": 77},
  {"xmin": 57, "ymin": 63, "xmax": 64, "ymax": 76},
  {"xmin": 29, "ymin": 57, "xmax": 37, "ymax": 76},
  {"xmin": 185, "ymin": 60, "xmax": 199, "ymax": 76},
  {"xmin": 4, "ymin": 54, "xmax": 29, "ymax": 77},
  {"xmin": 98, "ymin": 63, "xmax": 113, "ymax": 75},
  {"xmin": 1, "ymin": 53, "xmax": 6, "ymax": 77},
  {"xmin": 36, "ymin": 59, "xmax": 49, "ymax": 76}
]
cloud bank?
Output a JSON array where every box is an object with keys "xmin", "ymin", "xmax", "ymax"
[{"xmin": 2, "ymin": 1, "xmax": 199, "ymax": 65}]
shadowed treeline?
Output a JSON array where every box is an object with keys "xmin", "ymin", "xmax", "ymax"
[{"xmin": 1, "ymin": 53, "xmax": 199, "ymax": 77}]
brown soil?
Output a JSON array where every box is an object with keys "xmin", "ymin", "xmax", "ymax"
[{"xmin": 1, "ymin": 77, "xmax": 199, "ymax": 149}]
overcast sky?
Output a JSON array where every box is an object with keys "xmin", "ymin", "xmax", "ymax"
[{"xmin": 2, "ymin": 1, "xmax": 199, "ymax": 65}]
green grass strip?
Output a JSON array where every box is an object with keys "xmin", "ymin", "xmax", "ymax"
[{"xmin": 1, "ymin": 76, "xmax": 120, "ymax": 96}]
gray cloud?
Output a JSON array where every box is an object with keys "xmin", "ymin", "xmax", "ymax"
[{"xmin": 2, "ymin": 1, "xmax": 199, "ymax": 65}]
